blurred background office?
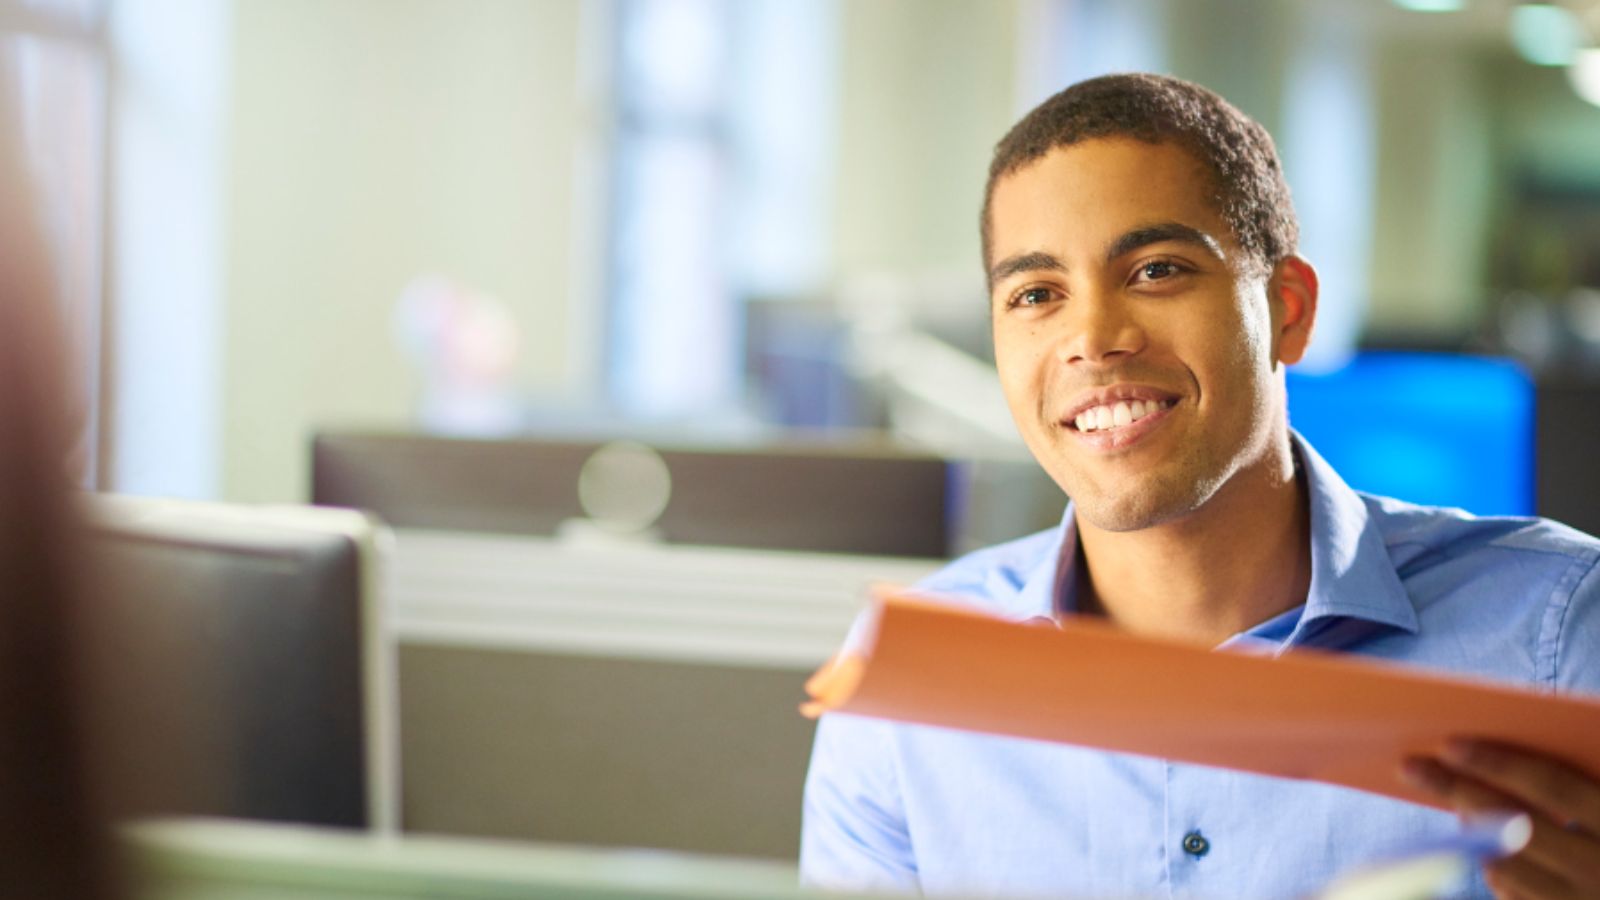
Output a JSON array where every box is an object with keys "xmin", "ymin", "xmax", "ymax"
[
  {"xmin": 11, "ymin": 0, "xmax": 1600, "ymax": 882},
  {"xmin": 9, "ymin": 0, "xmax": 1584, "ymax": 521}
]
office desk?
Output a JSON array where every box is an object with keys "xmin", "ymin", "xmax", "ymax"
[{"xmin": 128, "ymin": 817, "xmax": 867, "ymax": 899}]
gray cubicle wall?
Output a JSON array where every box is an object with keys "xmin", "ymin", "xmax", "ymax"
[
  {"xmin": 315, "ymin": 424, "xmax": 949, "ymax": 865},
  {"xmin": 384, "ymin": 532, "xmax": 940, "ymax": 861},
  {"xmin": 397, "ymin": 645, "xmax": 819, "ymax": 858}
]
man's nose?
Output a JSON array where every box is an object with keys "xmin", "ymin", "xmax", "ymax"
[{"xmin": 1053, "ymin": 291, "xmax": 1147, "ymax": 365}]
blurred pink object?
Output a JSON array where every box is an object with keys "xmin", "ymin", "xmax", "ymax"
[{"xmin": 393, "ymin": 274, "xmax": 522, "ymax": 434}]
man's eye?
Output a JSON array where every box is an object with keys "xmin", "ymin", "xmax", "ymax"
[
  {"xmin": 1137, "ymin": 261, "xmax": 1181, "ymax": 282},
  {"xmin": 1015, "ymin": 287, "xmax": 1053, "ymax": 307}
]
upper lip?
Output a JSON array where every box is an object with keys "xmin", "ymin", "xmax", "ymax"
[{"xmin": 1061, "ymin": 385, "xmax": 1180, "ymax": 424}]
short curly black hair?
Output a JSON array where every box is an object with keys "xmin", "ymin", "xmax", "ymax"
[{"xmin": 981, "ymin": 73, "xmax": 1298, "ymax": 279}]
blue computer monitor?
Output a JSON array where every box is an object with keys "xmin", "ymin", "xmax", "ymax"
[{"xmin": 1286, "ymin": 352, "xmax": 1533, "ymax": 516}]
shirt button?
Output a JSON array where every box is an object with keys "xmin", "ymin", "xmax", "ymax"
[{"xmin": 1182, "ymin": 831, "xmax": 1210, "ymax": 858}]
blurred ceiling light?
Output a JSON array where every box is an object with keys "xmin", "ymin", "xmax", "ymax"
[
  {"xmin": 1570, "ymin": 47, "xmax": 1600, "ymax": 106},
  {"xmin": 1511, "ymin": 3, "xmax": 1584, "ymax": 66},
  {"xmin": 1392, "ymin": 0, "xmax": 1465, "ymax": 11}
]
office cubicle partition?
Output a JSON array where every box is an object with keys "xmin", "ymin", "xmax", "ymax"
[
  {"xmin": 388, "ymin": 531, "xmax": 939, "ymax": 859},
  {"xmin": 310, "ymin": 432, "xmax": 948, "ymax": 859},
  {"xmin": 311, "ymin": 431, "xmax": 954, "ymax": 558}
]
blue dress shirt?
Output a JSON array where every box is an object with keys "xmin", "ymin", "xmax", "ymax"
[{"xmin": 801, "ymin": 436, "xmax": 1600, "ymax": 899}]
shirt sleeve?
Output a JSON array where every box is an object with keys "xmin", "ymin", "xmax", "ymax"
[
  {"xmin": 799, "ymin": 710, "xmax": 918, "ymax": 893},
  {"xmin": 1555, "ymin": 551, "xmax": 1600, "ymax": 696}
]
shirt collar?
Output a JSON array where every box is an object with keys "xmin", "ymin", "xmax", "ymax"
[
  {"xmin": 997, "ymin": 506, "xmax": 1076, "ymax": 622},
  {"xmin": 1292, "ymin": 431, "xmax": 1418, "ymax": 637},
  {"xmin": 1008, "ymin": 432, "xmax": 1418, "ymax": 639}
]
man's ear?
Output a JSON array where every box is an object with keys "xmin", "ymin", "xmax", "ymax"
[{"xmin": 1269, "ymin": 255, "xmax": 1318, "ymax": 367}]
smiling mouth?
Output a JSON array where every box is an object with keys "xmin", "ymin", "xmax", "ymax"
[{"xmin": 1067, "ymin": 398, "xmax": 1176, "ymax": 434}]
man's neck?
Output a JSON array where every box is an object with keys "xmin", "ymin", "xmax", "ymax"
[{"xmin": 1072, "ymin": 439, "xmax": 1312, "ymax": 646}]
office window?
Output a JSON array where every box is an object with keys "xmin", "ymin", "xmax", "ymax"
[
  {"xmin": 608, "ymin": 0, "xmax": 735, "ymax": 419},
  {"xmin": 606, "ymin": 0, "xmax": 836, "ymax": 421}
]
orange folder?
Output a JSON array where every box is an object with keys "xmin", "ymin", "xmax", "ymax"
[{"xmin": 802, "ymin": 593, "xmax": 1600, "ymax": 809}]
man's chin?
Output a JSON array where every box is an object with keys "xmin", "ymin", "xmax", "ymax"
[{"xmin": 1071, "ymin": 485, "xmax": 1202, "ymax": 534}]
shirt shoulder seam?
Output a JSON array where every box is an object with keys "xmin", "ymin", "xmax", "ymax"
[
  {"xmin": 1537, "ymin": 548, "xmax": 1600, "ymax": 687},
  {"xmin": 879, "ymin": 711, "xmax": 921, "ymax": 887}
]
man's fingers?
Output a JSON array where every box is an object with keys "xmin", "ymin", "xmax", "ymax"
[
  {"xmin": 1401, "ymin": 756, "xmax": 1524, "ymax": 815},
  {"xmin": 1484, "ymin": 855, "xmax": 1577, "ymax": 900},
  {"xmin": 1515, "ymin": 811, "xmax": 1600, "ymax": 887},
  {"xmin": 1441, "ymin": 740, "xmax": 1600, "ymax": 835},
  {"xmin": 1402, "ymin": 758, "xmax": 1600, "ymax": 889}
]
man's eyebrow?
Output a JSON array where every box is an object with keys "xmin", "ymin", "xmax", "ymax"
[
  {"xmin": 988, "ymin": 251, "xmax": 1065, "ymax": 286},
  {"xmin": 1105, "ymin": 222, "xmax": 1225, "ymax": 263},
  {"xmin": 989, "ymin": 225, "xmax": 1225, "ymax": 286}
]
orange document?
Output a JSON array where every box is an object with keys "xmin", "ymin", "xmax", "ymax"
[{"xmin": 802, "ymin": 594, "xmax": 1600, "ymax": 809}]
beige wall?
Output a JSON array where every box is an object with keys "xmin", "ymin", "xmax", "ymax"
[
  {"xmin": 832, "ymin": 0, "xmax": 1021, "ymax": 278},
  {"xmin": 221, "ymin": 0, "xmax": 586, "ymax": 502},
  {"xmin": 1163, "ymin": 0, "xmax": 1294, "ymax": 136},
  {"xmin": 1495, "ymin": 62, "xmax": 1600, "ymax": 190},
  {"xmin": 1366, "ymin": 40, "xmax": 1496, "ymax": 336}
]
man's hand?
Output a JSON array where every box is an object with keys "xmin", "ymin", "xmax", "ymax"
[{"xmin": 1402, "ymin": 740, "xmax": 1600, "ymax": 899}]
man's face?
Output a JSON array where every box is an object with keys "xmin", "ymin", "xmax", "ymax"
[{"xmin": 987, "ymin": 137, "xmax": 1309, "ymax": 532}]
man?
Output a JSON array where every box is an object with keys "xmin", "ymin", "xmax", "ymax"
[{"xmin": 801, "ymin": 74, "xmax": 1600, "ymax": 899}]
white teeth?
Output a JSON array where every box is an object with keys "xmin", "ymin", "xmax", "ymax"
[{"xmin": 1075, "ymin": 399, "xmax": 1169, "ymax": 433}]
